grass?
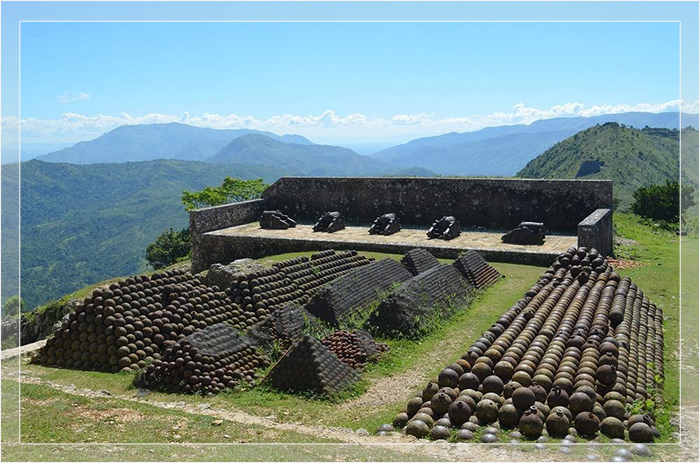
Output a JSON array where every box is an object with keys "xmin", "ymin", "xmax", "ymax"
[{"xmin": 612, "ymin": 212, "xmax": 696, "ymax": 441}]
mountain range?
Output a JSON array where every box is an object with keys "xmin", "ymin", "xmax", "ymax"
[
  {"xmin": 29, "ymin": 112, "xmax": 699, "ymax": 178},
  {"xmin": 205, "ymin": 134, "xmax": 390, "ymax": 176},
  {"xmin": 371, "ymin": 112, "xmax": 699, "ymax": 176},
  {"xmin": 36, "ymin": 122, "xmax": 313, "ymax": 164}
]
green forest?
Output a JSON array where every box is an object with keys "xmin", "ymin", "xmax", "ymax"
[{"xmin": 2, "ymin": 159, "xmax": 286, "ymax": 310}]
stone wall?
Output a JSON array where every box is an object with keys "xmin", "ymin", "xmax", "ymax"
[
  {"xmin": 578, "ymin": 208, "xmax": 614, "ymax": 257},
  {"xmin": 190, "ymin": 199, "xmax": 267, "ymax": 271},
  {"xmin": 190, "ymin": 177, "xmax": 614, "ymax": 272},
  {"xmin": 263, "ymin": 177, "xmax": 613, "ymax": 231}
]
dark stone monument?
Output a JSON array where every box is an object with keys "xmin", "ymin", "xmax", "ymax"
[
  {"xmin": 313, "ymin": 211, "xmax": 346, "ymax": 233},
  {"xmin": 501, "ymin": 221, "xmax": 546, "ymax": 245},
  {"xmin": 427, "ymin": 216, "xmax": 461, "ymax": 240},
  {"xmin": 260, "ymin": 210, "xmax": 297, "ymax": 230},
  {"xmin": 369, "ymin": 213, "xmax": 401, "ymax": 236}
]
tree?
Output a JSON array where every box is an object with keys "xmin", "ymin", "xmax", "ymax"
[
  {"xmin": 631, "ymin": 180, "xmax": 696, "ymax": 224},
  {"xmin": 145, "ymin": 228, "xmax": 191, "ymax": 270},
  {"xmin": 2, "ymin": 295, "xmax": 24, "ymax": 319},
  {"xmin": 181, "ymin": 177, "xmax": 269, "ymax": 211}
]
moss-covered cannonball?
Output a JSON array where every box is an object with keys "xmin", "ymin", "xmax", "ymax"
[
  {"xmin": 512, "ymin": 386, "xmax": 536, "ymax": 410},
  {"xmin": 600, "ymin": 417, "xmax": 625, "ymax": 439},
  {"xmin": 459, "ymin": 372, "xmax": 480, "ymax": 391},
  {"xmin": 574, "ymin": 411, "xmax": 600, "ymax": 437},
  {"xmin": 628, "ymin": 422, "xmax": 654, "ymax": 443},
  {"xmin": 498, "ymin": 403, "xmax": 521, "ymax": 429},
  {"xmin": 405, "ymin": 420, "xmax": 430, "ymax": 438},
  {"xmin": 482, "ymin": 375, "xmax": 504, "ymax": 395},
  {"xmin": 603, "ymin": 399, "xmax": 626, "ymax": 420},
  {"xmin": 519, "ymin": 410, "xmax": 544, "ymax": 439},
  {"xmin": 503, "ymin": 381, "xmax": 522, "ymax": 399},
  {"xmin": 569, "ymin": 392, "xmax": 593, "ymax": 415},
  {"xmin": 430, "ymin": 425, "xmax": 451, "ymax": 441},
  {"xmin": 407, "ymin": 396, "xmax": 424, "ymax": 416},
  {"xmin": 438, "ymin": 368, "xmax": 460, "ymax": 388},
  {"xmin": 430, "ymin": 392, "xmax": 453, "ymax": 415},
  {"xmin": 545, "ymin": 410, "xmax": 571, "ymax": 437},
  {"xmin": 475, "ymin": 399, "xmax": 499, "ymax": 424},
  {"xmin": 455, "ymin": 429, "xmax": 474, "ymax": 441},
  {"xmin": 448, "ymin": 399, "xmax": 472, "ymax": 426},
  {"xmin": 411, "ymin": 412, "xmax": 435, "ymax": 427}
]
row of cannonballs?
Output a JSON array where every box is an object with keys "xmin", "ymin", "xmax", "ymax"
[{"xmin": 384, "ymin": 246, "xmax": 663, "ymax": 443}]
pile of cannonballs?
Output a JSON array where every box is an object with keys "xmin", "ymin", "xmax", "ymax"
[
  {"xmin": 33, "ymin": 269, "xmax": 240, "ymax": 373},
  {"xmin": 384, "ymin": 246, "xmax": 664, "ymax": 443},
  {"xmin": 320, "ymin": 330, "xmax": 388, "ymax": 370},
  {"xmin": 138, "ymin": 323, "xmax": 270, "ymax": 394}
]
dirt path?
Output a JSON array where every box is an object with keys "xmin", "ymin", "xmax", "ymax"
[
  {"xmin": 8, "ymin": 370, "xmax": 696, "ymax": 462},
  {"xmin": 0, "ymin": 339, "xmax": 46, "ymax": 361}
]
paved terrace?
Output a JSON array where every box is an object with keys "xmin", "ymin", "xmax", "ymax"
[{"xmin": 203, "ymin": 222, "xmax": 577, "ymax": 267}]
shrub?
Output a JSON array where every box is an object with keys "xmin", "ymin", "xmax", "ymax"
[
  {"xmin": 145, "ymin": 227, "xmax": 191, "ymax": 270},
  {"xmin": 631, "ymin": 180, "xmax": 695, "ymax": 225}
]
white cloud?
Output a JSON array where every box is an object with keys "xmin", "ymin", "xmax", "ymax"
[
  {"xmin": 3, "ymin": 99, "xmax": 698, "ymax": 145},
  {"xmin": 57, "ymin": 91, "xmax": 91, "ymax": 103}
]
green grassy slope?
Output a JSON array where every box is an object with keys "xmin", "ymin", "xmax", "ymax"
[
  {"xmin": 8, "ymin": 159, "xmax": 287, "ymax": 310},
  {"xmin": 517, "ymin": 123, "xmax": 698, "ymax": 209}
]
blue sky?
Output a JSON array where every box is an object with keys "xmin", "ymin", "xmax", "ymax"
[{"xmin": 2, "ymin": 2, "xmax": 698, "ymax": 145}]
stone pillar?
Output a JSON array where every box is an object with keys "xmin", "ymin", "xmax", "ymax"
[{"xmin": 578, "ymin": 208, "xmax": 613, "ymax": 257}]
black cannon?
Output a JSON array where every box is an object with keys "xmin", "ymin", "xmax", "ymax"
[
  {"xmin": 260, "ymin": 210, "xmax": 297, "ymax": 230},
  {"xmin": 501, "ymin": 221, "xmax": 546, "ymax": 245},
  {"xmin": 426, "ymin": 216, "xmax": 461, "ymax": 241},
  {"xmin": 369, "ymin": 213, "xmax": 401, "ymax": 236},
  {"xmin": 313, "ymin": 211, "xmax": 346, "ymax": 233}
]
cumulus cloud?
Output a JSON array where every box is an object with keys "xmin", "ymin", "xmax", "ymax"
[
  {"xmin": 3, "ymin": 99, "xmax": 698, "ymax": 144},
  {"xmin": 57, "ymin": 91, "xmax": 91, "ymax": 103}
]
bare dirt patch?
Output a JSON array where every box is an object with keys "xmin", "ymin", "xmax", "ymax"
[
  {"xmin": 74, "ymin": 406, "xmax": 147, "ymax": 424},
  {"xmin": 608, "ymin": 258, "xmax": 646, "ymax": 269}
]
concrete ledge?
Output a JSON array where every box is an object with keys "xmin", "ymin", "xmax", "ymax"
[
  {"xmin": 200, "ymin": 226, "xmax": 570, "ymax": 268},
  {"xmin": 190, "ymin": 199, "xmax": 268, "ymax": 272},
  {"xmin": 578, "ymin": 208, "xmax": 613, "ymax": 257}
]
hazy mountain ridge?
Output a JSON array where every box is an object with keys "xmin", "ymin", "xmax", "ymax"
[
  {"xmin": 372, "ymin": 112, "xmax": 699, "ymax": 176},
  {"xmin": 205, "ymin": 133, "xmax": 391, "ymax": 176},
  {"xmin": 36, "ymin": 122, "xmax": 314, "ymax": 164}
]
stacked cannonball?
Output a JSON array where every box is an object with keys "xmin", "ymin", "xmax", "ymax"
[
  {"xmin": 320, "ymin": 330, "xmax": 388, "ymax": 369},
  {"xmin": 269, "ymin": 335, "xmax": 360, "ymax": 396},
  {"xmin": 139, "ymin": 322, "xmax": 270, "ymax": 394},
  {"xmin": 34, "ymin": 269, "xmax": 244, "ymax": 373},
  {"xmin": 228, "ymin": 251, "xmax": 373, "ymax": 315},
  {"xmin": 386, "ymin": 246, "xmax": 664, "ymax": 443}
]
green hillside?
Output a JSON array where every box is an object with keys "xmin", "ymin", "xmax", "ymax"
[
  {"xmin": 5, "ymin": 160, "xmax": 287, "ymax": 310},
  {"xmin": 517, "ymin": 123, "xmax": 698, "ymax": 209}
]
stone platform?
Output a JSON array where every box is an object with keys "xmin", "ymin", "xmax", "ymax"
[{"xmin": 201, "ymin": 222, "xmax": 577, "ymax": 268}]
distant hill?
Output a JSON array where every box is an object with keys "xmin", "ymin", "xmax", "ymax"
[
  {"xmin": 205, "ymin": 133, "xmax": 391, "ymax": 176},
  {"xmin": 517, "ymin": 123, "xmax": 699, "ymax": 209},
  {"xmin": 36, "ymin": 122, "xmax": 313, "ymax": 164},
  {"xmin": 6, "ymin": 159, "xmax": 288, "ymax": 310},
  {"xmin": 372, "ymin": 112, "xmax": 699, "ymax": 176}
]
